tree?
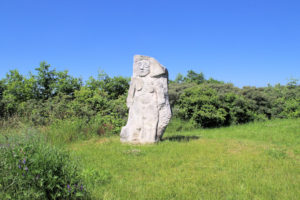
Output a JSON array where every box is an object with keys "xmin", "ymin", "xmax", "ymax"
[
  {"xmin": 206, "ymin": 77, "xmax": 224, "ymax": 84},
  {"xmin": 2, "ymin": 70, "xmax": 37, "ymax": 115},
  {"xmin": 287, "ymin": 78, "xmax": 299, "ymax": 89},
  {"xmin": 184, "ymin": 70, "xmax": 205, "ymax": 84},
  {"xmin": 102, "ymin": 76, "xmax": 130, "ymax": 100},
  {"xmin": 35, "ymin": 62, "xmax": 57, "ymax": 100},
  {"xmin": 86, "ymin": 70, "xmax": 109, "ymax": 91},
  {"xmin": 54, "ymin": 70, "xmax": 82, "ymax": 98},
  {"xmin": 86, "ymin": 70, "xmax": 129, "ymax": 100},
  {"xmin": 35, "ymin": 62, "xmax": 82, "ymax": 99},
  {"xmin": 174, "ymin": 73, "xmax": 184, "ymax": 83}
]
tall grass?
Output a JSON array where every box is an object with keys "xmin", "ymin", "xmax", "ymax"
[{"xmin": 0, "ymin": 116, "xmax": 118, "ymax": 146}]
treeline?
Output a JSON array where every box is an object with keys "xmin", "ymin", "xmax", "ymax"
[
  {"xmin": 169, "ymin": 70, "xmax": 300, "ymax": 127},
  {"xmin": 0, "ymin": 62, "xmax": 130, "ymax": 135},
  {"xmin": 0, "ymin": 62, "xmax": 299, "ymax": 131}
]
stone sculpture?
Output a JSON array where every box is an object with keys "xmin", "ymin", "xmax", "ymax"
[{"xmin": 120, "ymin": 55, "xmax": 172, "ymax": 144}]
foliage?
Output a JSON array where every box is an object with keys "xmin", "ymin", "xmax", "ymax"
[
  {"xmin": 170, "ymin": 70, "xmax": 299, "ymax": 127},
  {"xmin": 35, "ymin": 62, "xmax": 58, "ymax": 100},
  {"xmin": 34, "ymin": 62, "xmax": 82, "ymax": 100},
  {"xmin": 184, "ymin": 70, "xmax": 205, "ymax": 84},
  {"xmin": 0, "ymin": 63, "xmax": 299, "ymax": 134},
  {"xmin": 0, "ymin": 79, "xmax": 5, "ymax": 117},
  {"xmin": 86, "ymin": 71, "xmax": 129, "ymax": 100},
  {"xmin": 177, "ymin": 85, "xmax": 227, "ymax": 127},
  {"xmin": 0, "ymin": 63, "xmax": 130, "ymax": 140},
  {"xmin": 281, "ymin": 98, "xmax": 300, "ymax": 118},
  {"xmin": 0, "ymin": 132, "xmax": 90, "ymax": 199},
  {"xmin": 219, "ymin": 92, "xmax": 254, "ymax": 124},
  {"xmin": 2, "ymin": 70, "xmax": 36, "ymax": 116},
  {"xmin": 241, "ymin": 86, "xmax": 272, "ymax": 119},
  {"xmin": 101, "ymin": 76, "xmax": 130, "ymax": 100},
  {"xmin": 168, "ymin": 82, "xmax": 197, "ymax": 108}
]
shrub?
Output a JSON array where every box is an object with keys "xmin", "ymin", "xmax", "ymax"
[
  {"xmin": 177, "ymin": 85, "xmax": 227, "ymax": 127},
  {"xmin": 281, "ymin": 98, "xmax": 300, "ymax": 118},
  {"xmin": 220, "ymin": 93, "xmax": 254, "ymax": 125},
  {"xmin": 241, "ymin": 86, "xmax": 272, "ymax": 119},
  {"xmin": 168, "ymin": 82, "xmax": 197, "ymax": 108},
  {"xmin": 0, "ymin": 132, "xmax": 90, "ymax": 199}
]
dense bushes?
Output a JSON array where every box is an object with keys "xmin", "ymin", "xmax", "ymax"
[
  {"xmin": 0, "ymin": 132, "xmax": 90, "ymax": 199},
  {"xmin": 0, "ymin": 63, "xmax": 299, "ymax": 131},
  {"xmin": 175, "ymin": 84, "xmax": 254, "ymax": 128},
  {"xmin": 170, "ymin": 71, "xmax": 300, "ymax": 128},
  {"xmin": 176, "ymin": 85, "xmax": 226, "ymax": 127},
  {"xmin": 0, "ymin": 62, "xmax": 129, "ymax": 138}
]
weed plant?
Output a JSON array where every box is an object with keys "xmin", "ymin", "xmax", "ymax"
[{"xmin": 0, "ymin": 131, "xmax": 90, "ymax": 200}]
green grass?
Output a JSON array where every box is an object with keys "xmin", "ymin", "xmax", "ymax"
[{"xmin": 68, "ymin": 118, "xmax": 300, "ymax": 200}]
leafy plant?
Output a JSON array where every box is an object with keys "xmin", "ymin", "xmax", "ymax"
[{"xmin": 0, "ymin": 132, "xmax": 90, "ymax": 199}]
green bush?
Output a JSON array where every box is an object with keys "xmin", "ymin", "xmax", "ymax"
[
  {"xmin": 281, "ymin": 98, "xmax": 300, "ymax": 118},
  {"xmin": 241, "ymin": 86, "xmax": 272, "ymax": 119},
  {"xmin": 220, "ymin": 92, "xmax": 254, "ymax": 125},
  {"xmin": 0, "ymin": 132, "xmax": 90, "ymax": 199},
  {"xmin": 177, "ymin": 85, "xmax": 227, "ymax": 127},
  {"xmin": 175, "ymin": 84, "xmax": 261, "ymax": 127}
]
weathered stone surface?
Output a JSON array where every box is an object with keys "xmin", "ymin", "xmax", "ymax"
[{"xmin": 120, "ymin": 55, "xmax": 172, "ymax": 144}]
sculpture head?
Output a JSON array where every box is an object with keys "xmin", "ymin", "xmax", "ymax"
[
  {"xmin": 133, "ymin": 55, "xmax": 166, "ymax": 78},
  {"xmin": 137, "ymin": 60, "xmax": 150, "ymax": 77}
]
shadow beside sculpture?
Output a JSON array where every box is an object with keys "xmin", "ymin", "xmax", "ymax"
[
  {"xmin": 120, "ymin": 55, "xmax": 172, "ymax": 144},
  {"xmin": 161, "ymin": 135, "xmax": 200, "ymax": 142}
]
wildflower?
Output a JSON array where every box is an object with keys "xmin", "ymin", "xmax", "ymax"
[
  {"xmin": 24, "ymin": 166, "xmax": 28, "ymax": 171},
  {"xmin": 80, "ymin": 184, "xmax": 83, "ymax": 191},
  {"xmin": 18, "ymin": 164, "xmax": 21, "ymax": 169},
  {"xmin": 67, "ymin": 184, "xmax": 71, "ymax": 192},
  {"xmin": 23, "ymin": 158, "xmax": 26, "ymax": 164}
]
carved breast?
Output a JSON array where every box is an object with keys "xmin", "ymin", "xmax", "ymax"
[{"xmin": 135, "ymin": 79, "xmax": 156, "ymax": 104}]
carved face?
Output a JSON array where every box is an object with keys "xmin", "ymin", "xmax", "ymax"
[{"xmin": 137, "ymin": 60, "xmax": 150, "ymax": 77}]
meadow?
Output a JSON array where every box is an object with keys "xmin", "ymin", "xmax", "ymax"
[
  {"xmin": 1, "ymin": 66, "xmax": 299, "ymax": 199},
  {"xmin": 68, "ymin": 118, "xmax": 300, "ymax": 200}
]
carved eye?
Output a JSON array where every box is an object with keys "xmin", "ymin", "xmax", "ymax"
[{"xmin": 137, "ymin": 62, "xmax": 143, "ymax": 67}]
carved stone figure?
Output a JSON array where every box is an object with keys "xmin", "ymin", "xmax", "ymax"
[{"xmin": 120, "ymin": 55, "xmax": 172, "ymax": 144}]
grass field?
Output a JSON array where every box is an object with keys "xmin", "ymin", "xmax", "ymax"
[{"xmin": 69, "ymin": 118, "xmax": 300, "ymax": 200}]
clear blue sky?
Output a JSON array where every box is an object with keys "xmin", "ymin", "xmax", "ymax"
[{"xmin": 0, "ymin": 0, "xmax": 299, "ymax": 87}]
